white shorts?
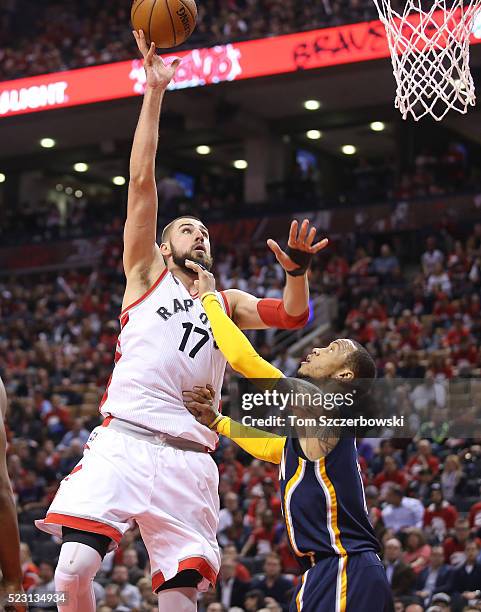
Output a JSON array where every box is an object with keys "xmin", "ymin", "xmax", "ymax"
[{"xmin": 35, "ymin": 418, "xmax": 220, "ymax": 592}]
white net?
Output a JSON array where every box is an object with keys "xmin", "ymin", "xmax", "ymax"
[{"xmin": 372, "ymin": 0, "xmax": 481, "ymax": 120}]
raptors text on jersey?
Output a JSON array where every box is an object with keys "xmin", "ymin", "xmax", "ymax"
[{"xmin": 100, "ymin": 270, "xmax": 230, "ymax": 448}]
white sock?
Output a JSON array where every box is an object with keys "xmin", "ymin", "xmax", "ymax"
[
  {"xmin": 55, "ymin": 541, "xmax": 101, "ymax": 612},
  {"xmin": 157, "ymin": 587, "xmax": 197, "ymax": 612}
]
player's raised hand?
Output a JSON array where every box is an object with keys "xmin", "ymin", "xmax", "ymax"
[
  {"xmin": 185, "ymin": 260, "xmax": 216, "ymax": 296},
  {"xmin": 267, "ymin": 219, "xmax": 328, "ymax": 275},
  {"xmin": 182, "ymin": 385, "xmax": 219, "ymax": 427},
  {"xmin": 132, "ymin": 30, "xmax": 181, "ymax": 90}
]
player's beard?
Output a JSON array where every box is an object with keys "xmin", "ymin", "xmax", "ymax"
[{"xmin": 171, "ymin": 244, "xmax": 214, "ymax": 274}]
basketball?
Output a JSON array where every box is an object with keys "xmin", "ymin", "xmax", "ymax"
[{"xmin": 131, "ymin": 0, "xmax": 197, "ymax": 49}]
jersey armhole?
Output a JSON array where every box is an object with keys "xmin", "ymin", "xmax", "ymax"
[
  {"xmin": 220, "ymin": 291, "xmax": 231, "ymax": 318},
  {"xmin": 120, "ymin": 268, "xmax": 168, "ymax": 317}
]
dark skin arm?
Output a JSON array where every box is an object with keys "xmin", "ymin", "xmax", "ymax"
[
  {"xmin": 0, "ymin": 378, "xmax": 25, "ymax": 610},
  {"xmin": 183, "ymin": 380, "xmax": 340, "ymax": 460}
]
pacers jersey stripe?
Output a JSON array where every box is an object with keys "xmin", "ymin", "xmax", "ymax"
[
  {"xmin": 279, "ymin": 437, "xmax": 379, "ymax": 573},
  {"xmin": 296, "ymin": 568, "xmax": 309, "ymax": 611},
  {"xmin": 283, "ymin": 457, "xmax": 314, "ymax": 564},
  {"xmin": 315, "ymin": 458, "xmax": 347, "ymax": 556}
]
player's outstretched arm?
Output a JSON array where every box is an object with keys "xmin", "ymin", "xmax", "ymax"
[
  {"xmin": 123, "ymin": 30, "xmax": 181, "ymax": 279},
  {"xmin": 0, "ymin": 379, "xmax": 24, "ymax": 608},
  {"xmin": 223, "ymin": 220, "xmax": 328, "ymax": 330},
  {"xmin": 182, "ymin": 385, "xmax": 285, "ymax": 464}
]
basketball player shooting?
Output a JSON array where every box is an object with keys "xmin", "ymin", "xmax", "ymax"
[
  {"xmin": 35, "ymin": 31, "xmax": 326, "ymax": 612},
  {"xmin": 0, "ymin": 377, "xmax": 25, "ymax": 612},
  {"xmin": 182, "ymin": 263, "xmax": 395, "ymax": 612}
]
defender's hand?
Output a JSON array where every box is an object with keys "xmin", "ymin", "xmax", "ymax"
[
  {"xmin": 185, "ymin": 260, "xmax": 216, "ymax": 296},
  {"xmin": 133, "ymin": 30, "xmax": 181, "ymax": 90},
  {"xmin": 182, "ymin": 385, "xmax": 219, "ymax": 427},
  {"xmin": 267, "ymin": 219, "xmax": 328, "ymax": 274}
]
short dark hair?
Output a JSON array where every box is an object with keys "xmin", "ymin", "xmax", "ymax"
[
  {"xmin": 387, "ymin": 484, "xmax": 403, "ymax": 498},
  {"xmin": 345, "ymin": 341, "xmax": 377, "ymax": 380},
  {"xmin": 161, "ymin": 215, "xmax": 203, "ymax": 243},
  {"xmin": 342, "ymin": 341, "xmax": 376, "ymax": 397},
  {"xmin": 245, "ymin": 589, "xmax": 265, "ymax": 605}
]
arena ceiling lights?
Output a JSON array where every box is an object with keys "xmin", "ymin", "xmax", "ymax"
[
  {"xmin": 40, "ymin": 138, "xmax": 55, "ymax": 148},
  {"xmin": 3, "ymin": 11, "xmax": 481, "ymax": 120},
  {"xmin": 196, "ymin": 145, "xmax": 211, "ymax": 155},
  {"xmin": 233, "ymin": 159, "xmax": 248, "ymax": 169}
]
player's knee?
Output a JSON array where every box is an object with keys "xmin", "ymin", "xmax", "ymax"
[
  {"xmin": 55, "ymin": 568, "xmax": 80, "ymax": 600},
  {"xmin": 56, "ymin": 542, "xmax": 102, "ymax": 594}
]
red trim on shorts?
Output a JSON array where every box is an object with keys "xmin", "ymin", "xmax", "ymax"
[
  {"xmin": 44, "ymin": 513, "xmax": 122, "ymax": 544},
  {"xmin": 102, "ymin": 415, "xmax": 113, "ymax": 427},
  {"xmin": 151, "ymin": 557, "xmax": 217, "ymax": 592},
  {"xmin": 220, "ymin": 291, "xmax": 231, "ymax": 318},
  {"xmin": 178, "ymin": 557, "xmax": 217, "ymax": 585},
  {"xmin": 120, "ymin": 268, "xmax": 168, "ymax": 316},
  {"xmin": 151, "ymin": 570, "xmax": 165, "ymax": 592}
]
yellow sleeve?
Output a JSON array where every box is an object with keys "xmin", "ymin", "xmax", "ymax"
[
  {"xmin": 215, "ymin": 416, "xmax": 286, "ymax": 464},
  {"xmin": 201, "ymin": 292, "xmax": 283, "ymax": 381}
]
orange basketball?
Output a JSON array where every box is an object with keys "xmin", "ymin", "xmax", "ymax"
[{"xmin": 131, "ymin": 0, "xmax": 197, "ymax": 49}]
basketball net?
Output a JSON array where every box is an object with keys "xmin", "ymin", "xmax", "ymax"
[{"xmin": 372, "ymin": 0, "xmax": 481, "ymax": 120}]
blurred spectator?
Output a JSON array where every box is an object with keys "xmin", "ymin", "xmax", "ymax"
[
  {"xmin": 241, "ymin": 509, "xmax": 277, "ymax": 556},
  {"xmin": 430, "ymin": 591, "xmax": 452, "ymax": 610},
  {"xmin": 410, "ymin": 376, "xmax": 447, "ymax": 412},
  {"xmin": 373, "ymin": 244, "xmax": 400, "ymax": 278},
  {"xmin": 218, "ymin": 491, "xmax": 239, "ymax": 533},
  {"xmin": 424, "ymin": 483, "xmax": 459, "ymax": 542},
  {"xmin": 374, "ymin": 455, "xmax": 408, "ymax": 495},
  {"xmin": 402, "ymin": 528, "xmax": 432, "ymax": 575},
  {"xmin": 218, "ymin": 508, "xmax": 252, "ymax": 551},
  {"xmin": 27, "ymin": 561, "xmax": 56, "ymax": 611},
  {"xmin": 216, "ymin": 554, "xmax": 250, "ymax": 609},
  {"xmin": 383, "ymin": 538, "xmax": 417, "ymax": 597},
  {"xmin": 20, "ymin": 542, "xmax": 39, "ymax": 591},
  {"xmin": 444, "ymin": 520, "xmax": 473, "ymax": 567},
  {"xmin": 110, "ymin": 564, "xmax": 142, "ymax": 609},
  {"xmin": 449, "ymin": 540, "xmax": 481, "ymax": 608},
  {"xmin": 422, "ymin": 237, "xmax": 445, "ymax": 277},
  {"xmin": 100, "ymin": 583, "xmax": 130, "ymax": 611},
  {"xmin": 382, "ymin": 485, "xmax": 425, "ymax": 532},
  {"xmin": 426, "ymin": 262, "xmax": 452, "ymax": 296},
  {"xmin": 469, "ymin": 488, "xmax": 481, "ymax": 537},
  {"xmin": 123, "ymin": 548, "xmax": 144, "ymax": 585},
  {"xmin": 250, "ymin": 554, "xmax": 293, "ymax": 611},
  {"xmin": 244, "ymin": 588, "xmax": 266, "ymax": 611},
  {"xmin": 415, "ymin": 546, "xmax": 452, "ymax": 608},
  {"xmin": 57, "ymin": 417, "xmax": 90, "ymax": 450}
]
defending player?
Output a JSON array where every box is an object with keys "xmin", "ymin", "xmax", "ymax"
[
  {"xmin": 182, "ymin": 261, "xmax": 394, "ymax": 612},
  {"xmin": 35, "ymin": 31, "xmax": 326, "ymax": 612},
  {"xmin": 0, "ymin": 377, "xmax": 25, "ymax": 612}
]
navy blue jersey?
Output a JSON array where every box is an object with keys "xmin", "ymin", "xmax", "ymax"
[{"xmin": 279, "ymin": 436, "xmax": 379, "ymax": 571}]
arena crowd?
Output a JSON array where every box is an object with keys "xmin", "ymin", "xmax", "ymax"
[{"xmin": 0, "ymin": 0, "xmax": 380, "ymax": 80}]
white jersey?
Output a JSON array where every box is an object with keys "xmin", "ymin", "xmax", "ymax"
[{"xmin": 100, "ymin": 269, "xmax": 230, "ymax": 449}]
